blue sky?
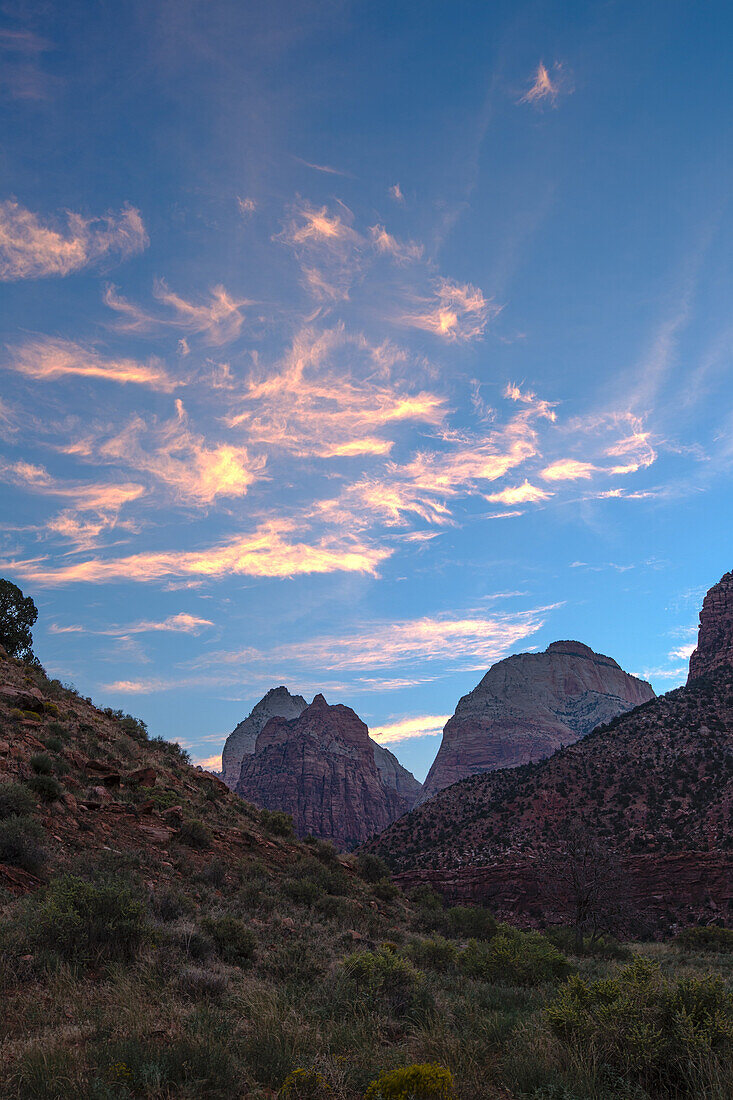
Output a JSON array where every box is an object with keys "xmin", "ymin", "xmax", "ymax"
[{"xmin": 1, "ymin": 0, "xmax": 731, "ymax": 780}]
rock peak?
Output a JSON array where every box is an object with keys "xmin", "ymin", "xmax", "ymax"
[
  {"xmin": 220, "ymin": 685, "xmax": 307, "ymax": 788},
  {"xmin": 688, "ymin": 570, "xmax": 733, "ymax": 683},
  {"xmin": 309, "ymin": 693, "xmax": 329, "ymax": 709}
]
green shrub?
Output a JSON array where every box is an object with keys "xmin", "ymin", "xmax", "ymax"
[
  {"xmin": 356, "ymin": 851, "xmax": 391, "ymax": 883},
  {"xmin": 152, "ymin": 886, "xmax": 194, "ymax": 922},
  {"xmin": 436, "ymin": 905, "xmax": 497, "ymax": 941},
  {"xmin": 43, "ymin": 735, "xmax": 64, "ymax": 753},
  {"xmin": 364, "ymin": 1063, "xmax": 455, "ymax": 1099},
  {"xmin": 546, "ymin": 926, "xmax": 631, "ymax": 960},
  {"xmin": 260, "ymin": 808, "xmax": 295, "ymax": 837},
  {"xmin": 177, "ymin": 964, "xmax": 228, "ymax": 1000},
  {"xmin": 27, "ymin": 774, "xmax": 62, "ymax": 802},
  {"xmin": 406, "ymin": 935, "xmax": 458, "ymax": 972},
  {"xmin": 340, "ymin": 947, "xmax": 424, "ymax": 1016},
  {"xmin": 28, "ymin": 874, "xmax": 148, "ymax": 964},
  {"xmin": 0, "ymin": 781, "xmax": 35, "ymax": 819},
  {"xmin": 202, "ymin": 914, "xmax": 256, "ymax": 966},
  {"xmin": 279, "ymin": 1067, "xmax": 333, "ymax": 1097},
  {"xmin": 30, "ymin": 752, "xmax": 53, "ymax": 775},
  {"xmin": 545, "ymin": 956, "xmax": 733, "ymax": 1095},
  {"xmin": 178, "ymin": 819, "xmax": 212, "ymax": 849},
  {"xmin": 460, "ymin": 928, "xmax": 570, "ymax": 986},
  {"xmin": 675, "ymin": 925, "xmax": 733, "ymax": 954},
  {"xmin": 0, "ymin": 814, "xmax": 46, "ymax": 873},
  {"xmin": 372, "ymin": 877, "xmax": 399, "ymax": 902},
  {"xmin": 282, "ymin": 855, "xmax": 349, "ymax": 907}
]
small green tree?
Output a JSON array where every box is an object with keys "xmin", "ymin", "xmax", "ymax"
[{"xmin": 0, "ymin": 579, "xmax": 38, "ymax": 660}]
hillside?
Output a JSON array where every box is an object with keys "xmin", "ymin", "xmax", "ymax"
[{"xmin": 0, "ymin": 630, "xmax": 732, "ymax": 1099}]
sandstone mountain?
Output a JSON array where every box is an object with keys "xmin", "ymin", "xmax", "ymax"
[
  {"xmin": 235, "ymin": 694, "xmax": 420, "ymax": 849},
  {"xmin": 688, "ymin": 569, "xmax": 733, "ymax": 682},
  {"xmin": 417, "ymin": 640, "xmax": 654, "ymax": 804},
  {"xmin": 365, "ymin": 573, "xmax": 733, "ymax": 928},
  {"xmin": 221, "ymin": 685, "xmax": 307, "ymax": 788}
]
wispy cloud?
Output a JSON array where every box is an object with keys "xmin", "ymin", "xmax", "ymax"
[
  {"xmin": 50, "ymin": 612, "xmax": 213, "ymax": 636},
  {"xmin": 0, "ymin": 201, "xmax": 147, "ymax": 280},
  {"xmin": 65, "ymin": 399, "xmax": 265, "ymax": 505},
  {"xmin": 3, "ymin": 519, "xmax": 390, "ymax": 585},
  {"xmin": 292, "ymin": 156, "xmax": 352, "ymax": 177},
  {"xmin": 541, "ymin": 459, "xmax": 598, "ymax": 481},
  {"xmin": 369, "ymin": 225, "xmax": 423, "ymax": 264},
  {"xmin": 224, "ymin": 325, "xmax": 446, "ymax": 458},
  {"xmin": 485, "ymin": 479, "xmax": 552, "ymax": 505},
  {"xmin": 6, "ymin": 337, "xmax": 179, "ymax": 391},
  {"xmin": 518, "ymin": 62, "xmax": 564, "ymax": 107},
  {"xmin": 388, "ymin": 183, "xmax": 404, "ymax": 204},
  {"xmin": 104, "ymin": 281, "xmax": 251, "ymax": 345},
  {"xmin": 370, "ymin": 713, "xmax": 450, "ymax": 744},
  {"xmin": 400, "ymin": 278, "xmax": 496, "ymax": 341}
]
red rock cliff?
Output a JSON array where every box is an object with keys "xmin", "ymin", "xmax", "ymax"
[{"xmin": 688, "ymin": 570, "xmax": 733, "ymax": 683}]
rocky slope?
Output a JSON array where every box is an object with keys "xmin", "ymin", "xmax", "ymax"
[
  {"xmin": 417, "ymin": 640, "xmax": 654, "ymax": 804},
  {"xmin": 221, "ymin": 686, "xmax": 306, "ymax": 788},
  {"xmin": 366, "ymin": 574, "xmax": 733, "ymax": 927},
  {"xmin": 235, "ymin": 694, "xmax": 420, "ymax": 849}
]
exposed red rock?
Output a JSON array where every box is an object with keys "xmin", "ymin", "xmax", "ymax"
[
  {"xmin": 235, "ymin": 694, "xmax": 420, "ymax": 849},
  {"xmin": 418, "ymin": 640, "xmax": 654, "ymax": 804},
  {"xmin": 221, "ymin": 686, "xmax": 306, "ymax": 788},
  {"xmin": 366, "ymin": 574, "xmax": 733, "ymax": 926},
  {"xmin": 688, "ymin": 569, "xmax": 733, "ymax": 682}
]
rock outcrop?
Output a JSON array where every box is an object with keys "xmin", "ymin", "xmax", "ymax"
[
  {"xmin": 365, "ymin": 572, "xmax": 733, "ymax": 927},
  {"xmin": 235, "ymin": 694, "xmax": 420, "ymax": 849},
  {"xmin": 688, "ymin": 570, "xmax": 733, "ymax": 683},
  {"xmin": 221, "ymin": 686, "xmax": 306, "ymax": 788},
  {"xmin": 417, "ymin": 640, "xmax": 654, "ymax": 804}
]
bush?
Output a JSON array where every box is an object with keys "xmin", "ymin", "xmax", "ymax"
[
  {"xmin": 260, "ymin": 808, "xmax": 295, "ymax": 837},
  {"xmin": 178, "ymin": 819, "xmax": 212, "ymax": 849},
  {"xmin": 460, "ymin": 928, "xmax": 570, "ymax": 986},
  {"xmin": 0, "ymin": 781, "xmax": 35, "ymax": 819},
  {"xmin": 545, "ymin": 956, "xmax": 733, "ymax": 1095},
  {"xmin": 27, "ymin": 774, "xmax": 62, "ymax": 802},
  {"xmin": 279, "ymin": 1067, "xmax": 332, "ymax": 1098},
  {"xmin": 364, "ymin": 1063, "xmax": 455, "ymax": 1099},
  {"xmin": 28, "ymin": 874, "xmax": 148, "ymax": 964},
  {"xmin": 436, "ymin": 905, "xmax": 497, "ymax": 941},
  {"xmin": 546, "ymin": 925, "xmax": 631, "ymax": 960},
  {"xmin": 152, "ymin": 886, "xmax": 194, "ymax": 922},
  {"xmin": 44, "ymin": 735, "xmax": 64, "ymax": 753},
  {"xmin": 406, "ymin": 935, "xmax": 458, "ymax": 973},
  {"xmin": 372, "ymin": 877, "xmax": 399, "ymax": 903},
  {"xmin": 675, "ymin": 925, "xmax": 733, "ymax": 954},
  {"xmin": 340, "ymin": 947, "xmax": 424, "ymax": 1016},
  {"xmin": 0, "ymin": 814, "xmax": 46, "ymax": 873},
  {"xmin": 356, "ymin": 851, "xmax": 391, "ymax": 883},
  {"xmin": 282, "ymin": 856, "xmax": 349, "ymax": 907},
  {"xmin": 202, "ymin": 914, "xmax": 256, "ymax": 966},
  {"xmin": 30, "ymin": 752, "xmax": 53, "ymax": 775}
]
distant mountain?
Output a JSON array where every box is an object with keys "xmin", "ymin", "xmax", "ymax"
[
  {"xmin": 417, "ymin": 640, "xmax": 654, "ymax": 804},
  {"xmin": 365, "ymin": 574, "xmax": 733, "ymax": 928},
  {"xmin": 234, "ymin": 693, "xmax": 421, "ymax": 849},
  {"xmin": 221, "ymin": 686, "xmax": 306, "ymax": 788}
]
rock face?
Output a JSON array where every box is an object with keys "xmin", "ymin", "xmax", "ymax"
[
  {"xmin": 365, "ymin": 574, "xmax": 733, "ymax": 928},
  {"xmin": 688, "ymin": 570, "xmax": 733, "ymax": 683},
  {"xmin": 235, "ymin": 694, "xmax": 420, "ymax": 849},
  {"xmin": 417, "ymin": 640, "xmax": 654, "ymax": 804},
  {"xmin": 221, "ymin": 686, "xmax": 306, "ymax": 788}
]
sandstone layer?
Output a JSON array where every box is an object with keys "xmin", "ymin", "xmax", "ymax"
[
  {"xmin": 417, "ymin": 640, "xmax": 654, "ymax": 804},
  {"xmin": 235, "ymin": 694, "xmax": 420, "ymax": 849},
  {"xmin": 221, "ymin": 686, "xmax": 306, "ymax": 788},
  {"xmin": 688, "ymin": 570, "xmax": 733, "ymax": 683}
]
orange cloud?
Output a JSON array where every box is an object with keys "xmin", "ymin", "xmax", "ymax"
[
  {"xmin": 401, "ymin": 278, "xmax": 496, "ymax": 341},
  {"xmin": 369, "ymin": 225, "xmax": 423, "ymax": 264},
  {"xmin": 519, "ymin": 62, "xmax": 560, "ymax": 106},
  {"xmin": 50, "ymin": 612, "xmax": 213, "ymax": 636},
  {"xmin": 104, "ymin": 281, "xmax": 250, "ymax": 346},
  {"xmin": 485, "ymin": 480, "xmax": 552, "ymax": 505},
  {"xmin": 541, "ymin": 459, "xmax": 598, "ymax": 481},
  {"xmin": 64, "ymin": 400, "xmax": 265, "ymax": 505},
  {"xmin": 3, "ymin": 519, "xmax": 390, "ymax": 586},
  {"xmin": 370, "ymin": 714, "xmax": 450, "ymax": 744},
  {"xmin": 224, "ymin": 325, "xmax": 446, "ymax": 458},
  {"xmin": 388, "ymin": 183, "xmax": 404, "ymax": 203},
  {"xmin": 6, "ymin": 337, "xmax": 178, "ymax": 391},
  {"xmin": 0, "ymin": 200, "xmax": 147, "ymax": 280}
]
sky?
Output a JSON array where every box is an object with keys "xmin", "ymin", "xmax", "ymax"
[{"xmin": 1, "ymin": 0, "xmax": 732, "ymax": 781}]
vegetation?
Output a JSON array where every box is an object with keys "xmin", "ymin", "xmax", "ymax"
[
  {"xmin": 0, "ymin": 632, "xmax": 730, "ymax": 1100},
  {"xmin": 0, "ymin": 579, "xmax": 37, "ymax": 661}
]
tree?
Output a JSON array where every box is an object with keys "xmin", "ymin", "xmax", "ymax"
[
  {"xmin": 0, "ymin": 579, "xmax": 38, "ymax": 660},
  {"xmin": 540, "ymin": 821, "xmax": 629, "ymax": 949}
]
